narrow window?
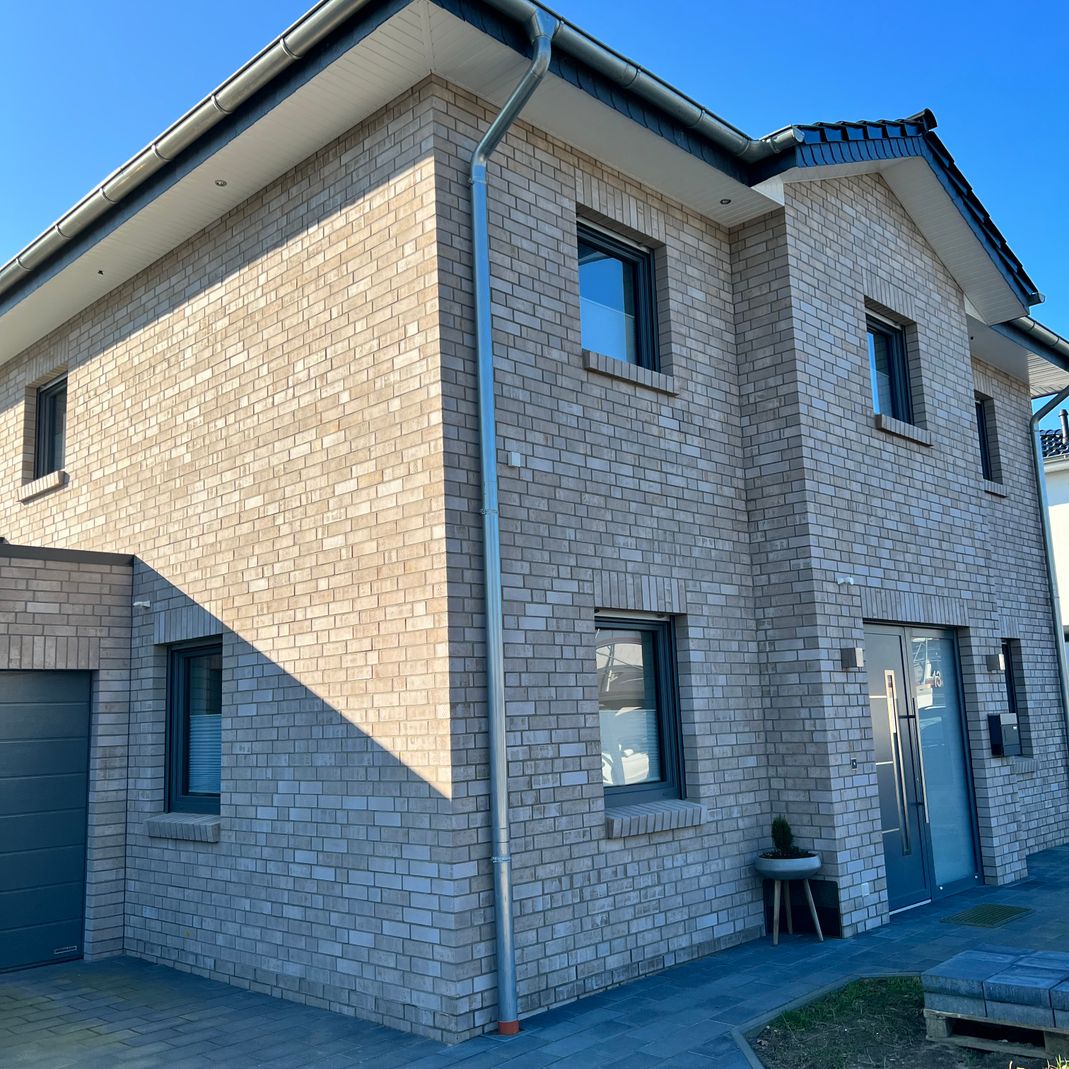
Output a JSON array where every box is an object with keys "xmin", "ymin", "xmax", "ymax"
[
  {"xmin": 867, "ymin": 318, "xmax": 912, "ymax": 423},
  {"xmin": 168, "ymin": 641, "xmax": 223, "ymax": 814},
  {"xmin": 577, "ymin": 224, "xmax": 657, "ymax": 369},
  {"xmin": 998, "ymin": 640, "xmax": 1026, "ymax": 757},
  {"xmin": 595, "ymin": 616, "xmax": 682, "ymax": 804},
  {"xmin": 34, "ymin": 375, "xmax": 67, "ymax": 478},
  {"xmin": 975, "ymin": 393, "xmax": 999, "ymax": 481}
]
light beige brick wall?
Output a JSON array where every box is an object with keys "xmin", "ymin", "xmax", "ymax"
[
  {"xmin": 433, "ymin": 83, "xmax": 769, "ymax": 1033},
  {"xmin": 0, "ymin": 547, "xmax": 132, "ymax": 959},
  {"xmin": 0, "ymin": 82, "xmax": 472, "ymax": 1040},
  {"xmin": 1, "ymin": 72, "xmax": 1066, "ymax": 1042},
  {"xmin": 768, "ymin": 173, "xmax": 1069, "ymax": 927}
]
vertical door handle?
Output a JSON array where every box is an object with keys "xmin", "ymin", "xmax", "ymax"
[{"xmin": 885, "ymin": 670, "xmax": 912, "ymax": 854}]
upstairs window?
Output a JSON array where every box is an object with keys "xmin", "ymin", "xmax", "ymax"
[
  {"xmin": 34, "ymin": 375, "xmax": 67, "ymax": 478},
  {"xmin": 595, "ymin": 616, "xmax": 682, "ymax": 805},
  {"xmin": 168, "ymin": 641, "xmax": 223, "ymax": 814},
  {"xmin": 975, "ymin": 393, "xmax": 1000, "ymax": 482},
  {"xmin": 867, "ymin": 317, "xmax": 913, "ymax": 424},
  {"xmin": 577, "ymin": 224, "xmax": 657, "ymax": 370}
]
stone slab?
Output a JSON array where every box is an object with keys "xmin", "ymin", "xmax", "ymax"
[
  {"xmin": 985, "ymin": 1000, "xmax": 1056, "ymax": 1029},
  {"xmin": 1052, "ymin": 981, "xmax": 1069, "ymax": 1013},
  {"xmin": 984, "ymin": 967, "xmax": 1067, "ymax": 1007},
  {"xmin": 924, "ymin": 993, "xmax": 988, "ymax": 1018},
  {"xmin": 922, "ymin": 950, "xmax": 1021, "ymax": 998}
]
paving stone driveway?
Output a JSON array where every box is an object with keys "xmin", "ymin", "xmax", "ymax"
[{"xmin": 2, "ymin": 846, "xmax": 1068, "ymax": 1068}]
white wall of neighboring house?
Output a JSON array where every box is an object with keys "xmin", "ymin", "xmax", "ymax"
[{"xmin": 1046, "ymin": 456, "xmax": 1069, "ymax": 633}]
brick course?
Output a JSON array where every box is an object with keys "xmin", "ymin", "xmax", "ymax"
[{"xmin": 0, "ymin": 76, "xmax": 1066, "ymax": 1042}]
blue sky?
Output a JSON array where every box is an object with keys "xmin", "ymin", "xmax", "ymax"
[{"xmin": 3, "ymin": 0, "xmax": 1067, "ymax": 347}]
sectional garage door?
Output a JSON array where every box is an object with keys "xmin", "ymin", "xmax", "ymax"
[{"xmin": 0, "ymin": 671, "xmax": 91, "ymax": 971}]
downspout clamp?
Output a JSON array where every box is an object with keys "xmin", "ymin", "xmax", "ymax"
[
  {"xmin": 1029, "ymin": 389, "xmax": 1069, "ymax": 762},
  {"xmin": 469, "ymin": 8, "xmax": 559, "ymax": 1036}
]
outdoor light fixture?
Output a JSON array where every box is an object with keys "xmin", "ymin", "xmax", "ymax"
[
  {"xmin": 215, "ymin": 179, "xmax": 228, "ymax": 187},
  {"xmin": 840, "ymin": 647, "xmax": 864, "ymax": 670},
  {"xmin": 985, "ymin": 652, "xmax": 1006, "ymax": 672},
  {"xmin": 719, "ymin": 198, "xmax": 732, "ymax": 205},
  {"xmin": 133, "ymin": 600, "xmax": 151, "ymax": 609}
]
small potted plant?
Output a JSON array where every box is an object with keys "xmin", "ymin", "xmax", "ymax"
[{"xmin": 754, "ymin": 816, "xmax": 821, "ymax": 880}]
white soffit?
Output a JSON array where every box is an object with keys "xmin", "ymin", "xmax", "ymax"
[
  {"xmin": 757, "ymin": 157, "xmax": 1029, "ymax": 328},
  {"xmin": 1030, "ymin": 354, "xmax": 1069, "ymax": 399},
  {"xmin": 0, "ymin": 3, "xmax": 434, "ymax": 367},
  {"xmin": 423, "ymin": 4, "xmax": 771, "ymax": 227},
  {"xmin": 883, "ymin": 158, "xmax": 1027, "ymax": 325},
  {"xmin": 0, "ymin": 0, "xmax": 774, "ymax": 368},
  {"xmin": 967, "ymin": 314, "xmax": 1068, "ymax": 398}
]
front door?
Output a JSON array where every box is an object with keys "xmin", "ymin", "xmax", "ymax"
[{"xmin": 866, "ymin": 626, "xmax": 979, "ymax": 911}]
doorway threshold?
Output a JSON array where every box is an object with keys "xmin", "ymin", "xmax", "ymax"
[{"xmin": 889, "ymin": 899, "xmax": 932, "ymax": 916}]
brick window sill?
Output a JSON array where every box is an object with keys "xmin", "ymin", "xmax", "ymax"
[
  {"xmin": 18, "ymin": 470, "xmax": 67, "ymax": 502},
  {"xmin": 983, "ymin": 479, "xmax": 1008, "ymax": 498},
  {"xmin": 873, "ymin": 414, "xmax": 932, "ymax": 446},
  {"xmin": 583, "ymin": 350, "xmax": 676, "ymax": 396},
  {"xmin": 145, "ymin": 813, "xmax": 221, "ymax": 843},
  {"xmin": 605, "ymin": 799, "xmax": 706, "ymax": 839}
]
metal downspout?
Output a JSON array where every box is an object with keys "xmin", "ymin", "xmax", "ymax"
[
  {"xmin": 1029, "ymin": 389, "xmax": 1069, "ymax": 760},
  {"xmin": 469, "ymin": 9, "xmax": 559, "ymax": 1036}
]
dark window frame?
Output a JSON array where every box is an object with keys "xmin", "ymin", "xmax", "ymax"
[
  {"xmin": 167, "ymin": 640, "xmax": 223, "ymax": 815},
  {"xmin": 867, "ymin": 317, "xmax": 913, "ymax": 424},
  {"xmin": 975, "ymin": 393, "xmax": 998, "ymax": 481},
  {"xmin": 34, "ymin": 375, "xmax": 67, "ymax": 478},
  {"xmin": 577, "ymin": 222, "xmax": 659, "ymax": 371},
  {"xmin": 595, "ymin": 615, "xmax": 684, "ymax": 806},
  {"xmin": 1000, "ymin": 639, "xmax": 1027, "ymax": 758}
]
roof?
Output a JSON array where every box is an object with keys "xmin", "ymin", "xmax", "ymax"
[
  {"xmin": 1042, "ymin": 430, "xmax": 1069, "ymax": 461},
  {"xmin": 0, "ymin": 0, "xmax": 1063, "ymax": 374},
  {"xmin": 752, "ymin": 111, "xmax": 1041, "ymax": 312}
]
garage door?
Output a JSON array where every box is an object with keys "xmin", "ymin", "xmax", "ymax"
[{"xmin": 0, "ymin": 671, "xmax": 91, "ymax": 971}]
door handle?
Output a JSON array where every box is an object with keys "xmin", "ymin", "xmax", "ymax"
[
  {"xmin": 885, "ymin": 671, "xmax": 912, "ymax": 854},
  {"xmin": 915, "ymin": 734, "xmax": 931, "ymax": 825}
]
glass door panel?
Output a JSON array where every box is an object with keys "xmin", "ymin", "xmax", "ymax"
[{"xmin": 910, "ymin": 631, "xmax": 977, "ymax": 890}]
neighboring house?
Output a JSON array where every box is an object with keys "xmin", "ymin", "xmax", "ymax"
[
  {"xmin": 3, "ymin": 0, "xmax": 1069, "ymax": 1044},
  {"xmin": 1042, "ymin": 426, "xmax": 1069, "ymax": 640}
]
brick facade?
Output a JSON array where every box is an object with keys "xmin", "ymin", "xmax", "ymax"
[{"xmin": 1, "ymin": 76, "xmax": 1067, "ymax": 1042}]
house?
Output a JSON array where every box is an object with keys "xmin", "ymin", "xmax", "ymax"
[
  {"xmin": 1042, "ymin": 426, "xmax": 1069, "ymax": 643},
  {"xmin": 3, "ymin": 0, "xmax": 1069, "ymax": 1044}
]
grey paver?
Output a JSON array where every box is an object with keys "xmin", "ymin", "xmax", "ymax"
[{"xmin": 1, "ymin": 845, "xmax": 1068, "ymax": 1067}]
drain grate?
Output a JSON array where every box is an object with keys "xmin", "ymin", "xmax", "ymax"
[{"xmin": 941, "ymin": 904, "xmax": 1033, "ymax": 928}]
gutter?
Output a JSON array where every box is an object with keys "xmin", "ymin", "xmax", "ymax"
[
  {"xmin": 479, "ymin": 0, "xmax": 799, "ymax": 162},
  {"xmin": 1029, "ymin": 389, "xmax": 1069, "ymax": 768},
  {"xmin": 0, "ymin": 0, "xmax": 798, "ymax": 305},
  {"xmin": 996, "ymin": 316, "xmax": 1069, "ymax": 373},
  {"xmin": 0, "ymin": 0, "xmax": 378, "ymax": 297},
  {"xmin": 469, "ymin": 6, "xmax": 559, "ymax": 1036}
]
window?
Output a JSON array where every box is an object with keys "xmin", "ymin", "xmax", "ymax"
[
  {"xmin": 577, "ymin": 224, "xmax": 657, "ymax": 369},
  {"xmin": 975, "ymin": 393, "xmax": 999, "ymax": 481},
  {"xmin": 595, "ymin": 616, "xmax": 682, "ymax": 804},
  {"xmin": 867, "ymin": 317, "xmax": 912, "ymax": 423},
  {"xmin": 34, "ymin": 375, "xmax": 67, "ymax": 478},
  {"xmin": 996, "ymin": 640, "xmax": 1027, "ymax": 757},
  {"xmin": 167, "ymin": 641, "xmax": 222, "ymax": 814}
]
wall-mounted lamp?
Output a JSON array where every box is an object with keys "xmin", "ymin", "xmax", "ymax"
[
  {"xmin": 836, "ymin": 576, "xmax": 856, "ymax": 586},
  {"xmin": 840, "ymin": 647, "xmax": 864, "ymax": 670},
  {"xmin": 985, "ymin": 652, "xmax": 1006, "ymax": 672},
  {"xmin": 133, "ymin": 600, "xmax": 151, "ymax": 609}
]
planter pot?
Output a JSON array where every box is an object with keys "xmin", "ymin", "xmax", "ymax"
[{"xmin": 754, "ymin": 853, "xmax": 822, "ymax": 880}]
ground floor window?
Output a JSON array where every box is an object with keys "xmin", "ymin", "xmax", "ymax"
[
  {"xmin": 595, "ymin": 615, "xmax": 682, "ymax": 804},
  {"xmin": 167, "ymin": 641, "xmax": 222, "ymax": 814}
]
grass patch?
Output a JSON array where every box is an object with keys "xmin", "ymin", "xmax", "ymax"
[{"xmin": 751, "ymin": 976, "xmax": 1056, "ymax": 1069}]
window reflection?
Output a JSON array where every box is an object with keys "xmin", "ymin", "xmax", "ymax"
[{"xmin": 596, "ymin": 628, "xmax": 661, "ymax": 787}]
